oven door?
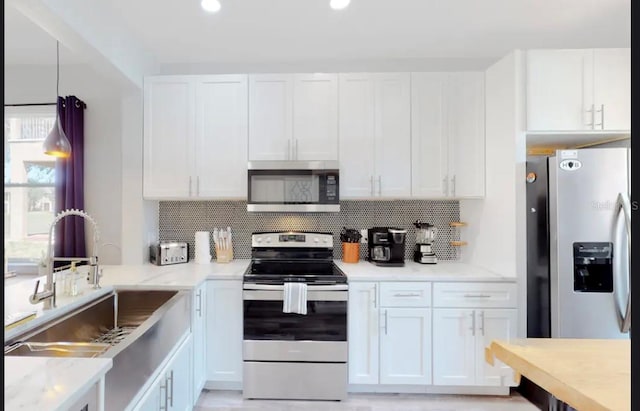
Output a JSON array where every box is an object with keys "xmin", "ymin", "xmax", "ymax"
[
  {"xmin": 247, "ymin": 161, "xmax": 339, "ymax": 212},
  {"xmin": 243, "ymin": 284, "xmax": 347, "ymax": 362}
]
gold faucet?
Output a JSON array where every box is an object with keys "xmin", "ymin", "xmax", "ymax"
[{"xmin": 29, "ymin": 209, "xmax": 101, "ymax": 309}]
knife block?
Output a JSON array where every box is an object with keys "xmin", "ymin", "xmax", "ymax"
[{"xmin": 215, "ymin": 244, "xmax": 233, "ymax": 263}]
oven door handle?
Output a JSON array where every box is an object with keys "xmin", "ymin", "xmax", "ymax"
[
  {"xmin": 243, "ymin": 289, "xmax": 348, "ymax": 302},
  {"xmin": 243, "ymin": 284, "xmax": 348, "ymax": 291}
]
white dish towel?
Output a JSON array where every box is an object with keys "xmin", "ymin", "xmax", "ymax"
[{"xmin": 283, "ymin": 282, "xmax": 307, "ymax": 315}]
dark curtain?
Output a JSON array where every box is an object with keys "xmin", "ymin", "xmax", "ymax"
[{"xmin": 54, "ymin": 95, "xmax": 87, "ymax": 261}]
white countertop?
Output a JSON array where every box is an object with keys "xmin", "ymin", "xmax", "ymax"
[
  {"xmin": 4, "ymin": 356, "xmax": 112, "ymax": 411},
  {"xmin": 336, "ymin": 260, "xmax": 516, "ymax": 282},
  {"xmin": 4, "ymin": 258, "xmax": 513, "ymax": 410}
]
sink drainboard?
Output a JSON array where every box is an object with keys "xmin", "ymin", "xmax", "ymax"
[{"xmin": 92, "ymin": 326, "xmax": 137, "ymax": 345}]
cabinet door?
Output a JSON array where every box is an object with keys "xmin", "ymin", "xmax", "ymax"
[
  {"xmin": 593, "ymin": 48, "xmax": 630, "ymax": 131},
  {"xmin": 338, "ymin": 74, "xmax": 376, "ymax": 198},
  {"xmin": 447, "ymin": 72, "xmax": 485, "ymax": 198},
  {"xmin": 348, "ymin": 282, "xmax": 379, "ymax": 384},
  {"xmin": 379, "ymin": 308, "xmax": 432, "ymax": 385},
  {"xmin": 206, "ymin": 280, "xmax": 243, "ymax": 382},
  {"xmin": 195, "ymin": 75, "xmax": 248, "ymax": 198},
  {"xmin": 293, "ymin": 73, "xmax": 338, "ymax": 160},
  {"xmin": 133, "ymin": 378, "xmax": 162, "ymax": 411},
  {"xmin": 526, "ymin": 49, "xmax": 593, "ymax": 131},
  {"xmin": 143, "ymin": 76, "xmax": 195, "ymax": 198},
  {"xmin": 432, "ymin": 308, "xmax": 476, "ymax": 386},
  {"xmin": 374, "ymin": 73, "xmax": 412, "ymax": 197},
  {"xmin": 248, "ymin": 74, "xmax": 293, "ymax": 161},
  {"xmin": 168, "ymin": 335, "xmax": 193, "ymax": 411},
  {"xmin": 192, "ymin": 283, "xmax": 207, "ymax": 402},
  {"xmin": 410, "ymin": 72, "xmax": 449, "ymax": 198},
  {"xmin": 476, "ymin": 309, "xmax": 518, "ymax": 387}
]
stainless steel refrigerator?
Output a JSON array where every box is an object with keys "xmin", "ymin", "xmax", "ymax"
[{"xmin": 526, "ymin": 147, "xmax": 631, "ymax": 339}]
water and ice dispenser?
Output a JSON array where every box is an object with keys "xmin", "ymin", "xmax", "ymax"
[{"xmin": 573, "ymin": 242, "xmax": 613, "ymax": 292}]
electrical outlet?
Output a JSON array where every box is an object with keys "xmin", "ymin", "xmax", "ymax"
[{"xmin": 360, "ymin": 229, "xmax": 368, "ymax": 244}]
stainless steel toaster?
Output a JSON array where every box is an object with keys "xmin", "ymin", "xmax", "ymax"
[{"xmin": 150, "ymin": 242, "xmax": 189, "ymax": 265}]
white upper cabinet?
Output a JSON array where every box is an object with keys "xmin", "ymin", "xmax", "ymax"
[
  {"xmin": 196, "ymin": 75, "xmax": 248, "ymax": 198},
  {"xmin": 249, "ymin": 73, "xmax": 338, "ymax": 161},
  {"xmin": 411, "ymin": 72, "xmax": 485, "ymax": 198},
  {"xmin": 447, "ymin": 72, "xmax": 485, "ymax": 198},
  {"xmin": 339, "ymin": 73, "xmax": 411, "ymax": 199},
  {"xmin": 144, "ymin": 75, "xmax": 248, "ymax": 199},
  {"xmin": 411, "ymin": 73, "xmax": 448, "ymax": 198},
  {"xmin": 248, "ymin": 74, "xmax": 293, "ymax": 160},
  {"xmin": 592, "ymin": 48, "xmax": 631, "ymax": 131},
  {"xmin": 527, "ymin": 48, "xmax": 630, "ymax": 132},
  {"xmin": 144, "ymin": 76, "xmax": 195, "ymax": 198},
  {"xmin": 293, "ymin": 74, "xmax": 338, "ymax": 160}
]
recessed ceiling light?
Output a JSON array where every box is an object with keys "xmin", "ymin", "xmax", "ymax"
[
  {"xmin": 201, "ymin": 0, "xmax": 221, "ymax": 13},
  {"xmin": 330, "ymin": 0, "xmax": 351, "ymax": 10}
]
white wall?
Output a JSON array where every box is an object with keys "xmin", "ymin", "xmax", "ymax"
[
  {"xmin": 460, "ymin": 51, "xmax": 528, "ymax": 336},
  {"xmin": 5, "ymin": 64, "xmax": 124, "ymax": 264},
  {"xmin": 120, "ymin": 92, "xmax": 158, "ymax": 264}
]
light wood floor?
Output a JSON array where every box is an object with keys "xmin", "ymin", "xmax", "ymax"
[{"xmin": 195, "ymin": 390, "xmax": 541, "ymax": 411}]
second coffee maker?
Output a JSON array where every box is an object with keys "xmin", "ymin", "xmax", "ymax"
[{"xmin": 367, "ymin": 227, "xmax": 407, "ymax": 267}]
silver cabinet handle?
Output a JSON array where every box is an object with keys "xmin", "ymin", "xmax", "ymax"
[
  {"xmin": 370, "ymin": 176, "xmax": 374, "ymax": 196},
  {"xmin": 196, "ymin": 289, "xmax": 202, "ymax": 317},
  {"xmin": 378, "ymin": 176, "xmax": 382, "ymax": 196},
  {"xmin": 159, "ymin": 378, "xmax": 168, "ymax": 411},
  {"xmin": 167, "ymin": 370, "xmax": 174, "ymax": 407},
  {"xmin": 189, "ymin": 176, "xmax": 192, "ymax": 197},
  {"xmin": 463, "ymin": 294, "xmax": 491, "ymax": 298},
  {"xmin": 479, "ymin": 311, "xmax": 485, "ymax": 336},
  {"xmin": 384, "ymin": 309, "xmax": 388, "ymax": 335},
  {"xmin": 443, "ymin": 176, "xmax": 449, "ymax": 196},
  {"xmin": 295, "ymin": 139, "xmax": 299, "ymax": 160},
  {"xmin": 393, "ymin": 293, "xmax": 421, "ymax": 298},
  {"xmin": 586, "ymin": 104, "xmax": 595, "ymax": 129},
  {"xmin": 595, "ymin": 104, "xmax": 604, "ymax": 129},
  {"xmin": 451, "ymin": 175, "xmax": 456, "ymax": 197},
  {"xmin": 469, "ymin": 311, "xmax": 475, "ymax": 336},
  {"xmin": 197, "ymin": 176, "xmax": 200, "ymax": 196},
  {"xmin": 373, "ymin": 284, "xmax": 377, "ymax": 308},
  {"xmin": 287, "ymin": 140, "xmax": 291, "ymax": 160}
]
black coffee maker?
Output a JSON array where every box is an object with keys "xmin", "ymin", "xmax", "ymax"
[{"xmin": 367, "ymin": 227, "xmax": 407, "ymax": 267}]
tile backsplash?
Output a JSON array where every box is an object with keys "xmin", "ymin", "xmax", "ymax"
[{"xmin": 159, "ymin": 200, "xmax": 460, "ymax": 261}]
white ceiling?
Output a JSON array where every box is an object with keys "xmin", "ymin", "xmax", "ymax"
[
  {"xmin": 5, "ymin": 0, "xmax": 631, "ymax": 68},
  {"xmin": 4, "ymin": 6, "xmax": 84, "ymax": 65}
]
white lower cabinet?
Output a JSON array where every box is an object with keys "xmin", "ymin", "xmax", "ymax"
[
  {"xmin": 192, "ymin": 282, "xmax": 207, "ymax": 402},
  {"xmin": 379, "ymin": 307, "xmax": 432, "ymax": 385},
  {"xmin": 431, "ymin": 282, "xmax": 518, "ymax": 388},
  {"xmin": 348, "ymin": 282, "xmax": 379, "ymax": 384},
  {"xmin": 206, "ymin": 280, "xmax": 243, "ymax": 384},
  {"xmin": 348, "ymin": 282, "xmax": 432, "ymax": 386},
  {"xmin": 133, "ymin": 334, "xmax": 193, "ymax": 411}
]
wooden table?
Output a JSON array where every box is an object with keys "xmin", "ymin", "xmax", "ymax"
[{"xmin": 486, "ymin": 338, "xmax": 630, "ymax": 411}]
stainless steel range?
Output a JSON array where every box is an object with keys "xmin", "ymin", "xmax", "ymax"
[{"xmin": 243, "ymin": 231, "xmax": 348, "ymax": 401}]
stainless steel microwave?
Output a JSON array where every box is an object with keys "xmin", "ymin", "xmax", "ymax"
[{"xmin": 247, "ymin": 161, "xmax": 340, "ymax": 212}]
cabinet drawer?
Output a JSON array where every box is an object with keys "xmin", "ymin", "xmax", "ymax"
[
  {"xmin": 379, "ymin": 282, "xmax": 431, "ymax": 307},
  {"xmin": 433, "ymin": 282, "xmax": 516, "ymax": 308}
]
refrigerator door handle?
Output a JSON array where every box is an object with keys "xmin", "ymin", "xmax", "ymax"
[{"xmin": 615, "ymin": 192, "xmax": 632, "ymax": 333}]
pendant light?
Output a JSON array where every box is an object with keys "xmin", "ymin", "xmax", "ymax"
[{"xmin": 43, "ymin": 41, "xmax": 72, "ymax": 158}]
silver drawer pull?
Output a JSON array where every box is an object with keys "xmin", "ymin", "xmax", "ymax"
[
  {"xmin": 394, "ymin": 293, "xmax": 421, "ymax": 297},
  {"xmin": 463, "ymin": 294, "xmax": 491, "ymax": 298}
]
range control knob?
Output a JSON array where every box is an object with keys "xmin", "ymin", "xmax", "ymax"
[
  {"xmin": 266, "ymin": 237, "xmax": 272, "ymax": 243},
  {"xmin": 256, "ymin": 238, "xmax": 263, "ymax": 243},
  {"xmin": 314, "ymin": 238, "xmax": 319, "ymax": 243},
  {"xmin": 323, "ymin": 238, "xmax": 329, "ymax": 243}
]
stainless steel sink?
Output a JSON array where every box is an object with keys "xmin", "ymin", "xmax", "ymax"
[
  {"xmin": 5, "ymin": 341, "xmax": 111, "ymax": 358},
  {"xmin": 4, "ymin": 289, "xmax": 191, "ymax": 411}
]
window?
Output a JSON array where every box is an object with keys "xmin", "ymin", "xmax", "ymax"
[{"xmin": 4, "ymin": 105, "xmax": 57, "ymax": 270}]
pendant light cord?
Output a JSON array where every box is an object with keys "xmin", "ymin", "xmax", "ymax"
[{"xmin": 56, "ymin": 41, "xmax": 60, "ymax": 99}]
